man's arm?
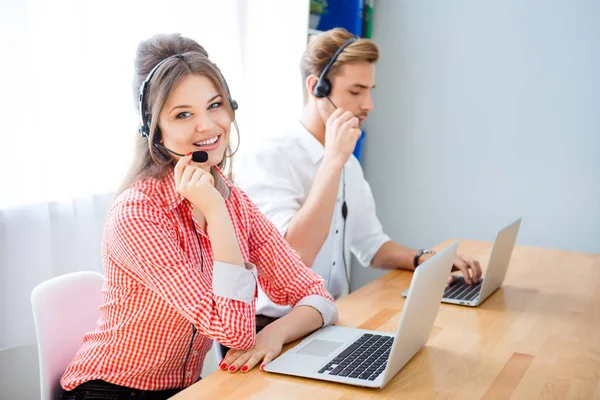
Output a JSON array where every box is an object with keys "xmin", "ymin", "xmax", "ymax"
[
  {"xmin": 370, "ymin": 240, "xmax": 482, "ymax": 284},
  {"xmin": 285, "ymin": 111, "xmax": 361, "ymax": 267},
  {"xmin": 370, "ymin": 240, "xmax": 417, "ymax": 271},
  {"xmin": 284, "ymin": 159, "xmax": 343, "ymax": 267}
]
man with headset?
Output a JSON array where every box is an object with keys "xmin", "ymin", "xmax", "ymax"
[{"xmin": 234, "ymin": 28, "xmax": 482, "ymax": 323}]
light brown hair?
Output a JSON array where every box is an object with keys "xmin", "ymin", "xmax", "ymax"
[
  {"xmin": 120, "ymin": 33, "xmax": 236, "ymax": 192},
  {"xmin": 300, "ymin": 28, "xmax": 379, "ymax": 103}
]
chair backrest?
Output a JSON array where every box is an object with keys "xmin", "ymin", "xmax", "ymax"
[{"xmin": 31, "ymin": 271, "xmax": 104, "ymax": 400}]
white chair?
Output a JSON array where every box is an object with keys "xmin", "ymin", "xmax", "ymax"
[{"xmin": 31, "ymin": 271, "xmax": 104, "ymax": 400}]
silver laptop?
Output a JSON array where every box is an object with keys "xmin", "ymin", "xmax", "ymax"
[
  {"xmin": 264, "ymin": 241, "xmax": 458, "ymax": 388},
  {"xmin": 403, "ymin": 218, "xmax": 522, "ymax": 307}
]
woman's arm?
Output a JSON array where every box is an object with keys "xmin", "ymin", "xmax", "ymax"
[
  {"xmin": 218, "ymin": 189, "xmax": 339, "ymax": 372},
  {"xmin": 108, "ymin": 196, "xmax": 257, "ymax": 350},
  {"xmin": 267, "ymin": 304, "xmax": 324, "ymax": 342},
  {"xmin": 222, "ymin": 304, "xmax": 323, "ymax": 372}
]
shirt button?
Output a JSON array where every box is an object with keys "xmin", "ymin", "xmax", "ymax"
[
  {"xmin": 333, "ymin": 261, "xmax": 336, "ymax": 266},
  {"xmin": 335, "ymin": 229, "xmax": 339, "ymax": 234},
  {"xmin": 186, "ymin": 372, "xmax": 192, "ymax": 377},
  {"xmin": 193, "ymin": 351, "xmax": 198, "ymax": 356}
]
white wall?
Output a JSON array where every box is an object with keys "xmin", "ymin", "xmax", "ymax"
[
  {"xmin": 352, "ymin": 0, "xmax": 600, "ymax": 289},
  {"xmin": 0, "ymin": 345, "xmax": 39, "ymax": 399}
]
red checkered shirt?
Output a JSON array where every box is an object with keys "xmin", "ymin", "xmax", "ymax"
[{"xmin": 61, "ymin": 168, "xmax": 337, "ymax": 391}]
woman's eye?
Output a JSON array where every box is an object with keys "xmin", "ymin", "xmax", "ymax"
[
  {"xmin": 176, "ymin": 112, "xmax": 191, "ymax": 119},
  {"xmin": 208, "ymin": 102, "xmax": 222, "ymax": 109},
  {"xmin": 350, "ymin": 91, "xmax": 360, "ymax": 96}
]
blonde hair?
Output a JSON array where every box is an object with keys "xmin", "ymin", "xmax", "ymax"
[
  {"xmin": 300, "ymin": 28, "xmax": 379, "ymax": 103},
  {"xmin": 120, "ymin": 33, "xmax": 236, "ymax": 193}
]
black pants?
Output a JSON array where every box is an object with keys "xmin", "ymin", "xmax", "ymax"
[
  {"xmin": 59, "ymin": 380, "xmax": 183, "ymax": 400},
  {"xmin": 218, "ymin": 315, "xmax": 278, "ymax": 358}
]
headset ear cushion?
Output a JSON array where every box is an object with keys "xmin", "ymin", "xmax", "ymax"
[
  {"xmin": 139, "ymin": 121, "xmax": 149, "ymax": 138},
  {"xmin": 313, "ymin": 78, "xmax": 331, "ymax": 98}
]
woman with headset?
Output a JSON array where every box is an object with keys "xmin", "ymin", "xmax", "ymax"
[{"xmin": 58, "ymin": 33, "xmax": 338, "ymax": 400}]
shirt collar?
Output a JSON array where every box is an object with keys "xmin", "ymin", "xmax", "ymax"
[
  {"xmin": 148, "ymin": 166, "xmax": 232, "ymax": 211},
  {"xmin": 294, "ymin": 120, "xmax": 326, "ymax": 164}
]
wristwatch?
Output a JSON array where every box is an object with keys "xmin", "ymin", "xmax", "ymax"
[{"xmin": 414, "ymin": 249, "xmax": 437, "ymax": 268}]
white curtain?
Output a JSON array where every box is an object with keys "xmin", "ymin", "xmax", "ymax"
[
  {"xmin": 0, "ymin": 0, "xmax": 310, "ymax": 357},
  {"xmin": 0, "ymin": 0, "xmax": 246, "ymax": 209},
  {"xmin": 0, "ymin": 193, "xmax": 115, "ymax": 349}
]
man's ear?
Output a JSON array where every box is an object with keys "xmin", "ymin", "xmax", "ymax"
[{"xmin": 306, "ymin": 75, "xmax": 320, "ymax": 98}]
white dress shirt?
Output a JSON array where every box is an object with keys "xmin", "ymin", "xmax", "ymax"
[{"xmin": 234, "ymin": 121, "xmax": 391, "ymax": 318}]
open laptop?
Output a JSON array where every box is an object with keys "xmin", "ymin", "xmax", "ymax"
[
  {"xmin": 264, "ymin": 241, "xmax": 458, "ymax": 388},
  {"xmin": 402, "ymin": 218, "xmax": 522, "ymax": 307}
]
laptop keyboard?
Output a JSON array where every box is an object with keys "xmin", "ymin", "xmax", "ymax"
[
  {"xmin": 317, "ymin": 333, "xmax": 394, "ymax": 381},
  {"xmin": 443, "ymin": 276, "xmax": 483, "ymax": 301}
]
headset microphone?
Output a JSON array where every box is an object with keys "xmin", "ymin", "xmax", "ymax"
[
  {"xmin": 153, "ymin": 143, "xmax": 209, "ymax": 163},
  {"xmin": 137, "ymin": 53, "xmax": 237, "ymax": 165},
  {"xmin": 326, "ymin": 96, "xmax": 338, "ymax": 109}
]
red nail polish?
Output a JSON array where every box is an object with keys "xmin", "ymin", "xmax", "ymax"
[
  {"xmin": 186, "ymin": 152, "xmax": 192, "ymax": 156},
  {"xmin": 220, "ymin": 363, "xmax": 227, "ymax": 370},
  {"xmin": 229, "ymin": 366, "xmax": 236, "ymax": 372},
  {"xmin": 241, "ymin": 366, "xmax": 248, "ymax": 372},
  {"xmin": 260, "ymin": 364, "xmax": 265, "ymax": 370}
]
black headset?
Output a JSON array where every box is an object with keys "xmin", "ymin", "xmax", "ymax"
[
  {"xmin": 138, "ymin": 53, "xmax": 238, "ymax": 139},
  {"xmin": 313, "ymin": 37, "xmax": 358, "ymax": 99}
]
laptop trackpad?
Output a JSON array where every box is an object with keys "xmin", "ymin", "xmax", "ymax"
[{"xmin": 297, "ymin": 339, "xmax": 344, "ymax": 357}]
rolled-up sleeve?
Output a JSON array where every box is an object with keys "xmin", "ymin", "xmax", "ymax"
[
  {"xmin": 107, "ymin": 198, "xmax": 257, "ymax": 350},
  {"xmin": 293, "ymin": 295, "xmax": 338, "ymax": 326},
  {"xmin": 212, "ymin": 262, "xmax": 257, "ymax": 305}
]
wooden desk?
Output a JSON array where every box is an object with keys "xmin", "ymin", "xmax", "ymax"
[{"xmin": 173, "ymin": 241, "xmax": 600, "ymax": 399}]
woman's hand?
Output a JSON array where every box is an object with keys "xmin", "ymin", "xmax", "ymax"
[
  {"xmin": 173, "ymin": 154, "xmax": 225, "ymax": 217},
  {"xmin": 220, "ymin": 326, "xmax": 285, "ymax": 373}
]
